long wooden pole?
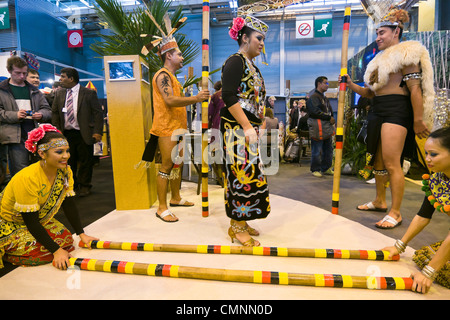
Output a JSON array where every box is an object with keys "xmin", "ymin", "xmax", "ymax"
[
  {"xmin": 332, "ymin": 6, "xmax": 351, "ymax": 215},
  {"xmin": 201, "ymin": 0, "xmax": 210, "ymax": 217},
  {"xmin": 79, "ymin": 241, "xmax": 400, "ymax": 261},
  {"xmin": 68, "ymin": 257, "xmax": 413, "ymax": 290}
]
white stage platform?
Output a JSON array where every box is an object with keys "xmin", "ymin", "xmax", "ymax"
[{"xmin": 1, "ymin": 182, "xmax": 448, "ymax": 300}]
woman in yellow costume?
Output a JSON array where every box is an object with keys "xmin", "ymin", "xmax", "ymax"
[
  {"xmin": 221, "ymin": 16, "xmax": 270, "ymax": 247},
  {"xmin": 0, "ymin": 124, "xmax": 98, "ymax": 270}
]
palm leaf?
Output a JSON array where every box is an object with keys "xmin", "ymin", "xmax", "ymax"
[{"xmin": 90, "ymin": 0, "xmax": 199, "ymax": 74}]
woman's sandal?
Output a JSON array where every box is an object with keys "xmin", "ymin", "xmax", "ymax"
[
  {"xmin": 245, "ymin": 222, "xmax": 260, "ymax": 236},
  {"xmin": 228, "ymin": 223, "xmax": 260, "ymax": 247}
]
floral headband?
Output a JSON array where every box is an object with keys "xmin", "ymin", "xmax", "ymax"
[{"xmin": 25, "ymin": 124, "xmax": 63, "ymax": 153}]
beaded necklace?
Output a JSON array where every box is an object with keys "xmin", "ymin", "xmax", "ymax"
[
  {"xmin": 238, "ymin": 50, "xmax": 263, "ymax": 101},
  {"xmin": 237, "ymin": 51, "xmax": 265, "ymax": 119}
]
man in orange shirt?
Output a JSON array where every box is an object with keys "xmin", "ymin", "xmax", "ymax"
[{"xmin": 146, "ymin": 31, "xmax": 209, "ymax": 222}]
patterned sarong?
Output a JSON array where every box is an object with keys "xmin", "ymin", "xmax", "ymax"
[
  {"xmin": 221, "ymin": 117, "xmax": 270, "ymax": 221},
  {"xmin": 0, "ymin": 169, "xmax": 74, "ymax": 268}
]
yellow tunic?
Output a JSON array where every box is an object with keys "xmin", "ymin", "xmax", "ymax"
[
  {"xmin": 149, "ymin": 68, "xmax": 187, "ymax": 137},
  {"xmin": 0, "ymin": 162, "xmax": 75, "ymax": 223},
  {"xmin": 0, "ymin": 162, "xmax": 76, "ymax": 268}
]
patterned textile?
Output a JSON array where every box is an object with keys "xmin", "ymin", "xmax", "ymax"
[
  {"xmin": 2, "ymin": 219, "xmax": 74, "ymax": 267},
  {"xmin": 0, "ymin": 163, "xmax": 75, "ymax": 268},
  {"xmin": 221, "ymin": 53, "xmax": 270, "ymax": 221},
  {"xmin": 221, "ymin": 119, "xmax": 270, "ymax": 221},
  {"xmin": 423, "ymin": 172, "xmax": 450, "ymax": 213},
  {"xmin": 413, "ymin": 241, "xmax": 450, "ymax": 289}
]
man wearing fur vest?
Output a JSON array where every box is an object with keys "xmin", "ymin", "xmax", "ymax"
[{"xmin": 341, "ymin": 8, "xmax": 434, "ymax": 229}]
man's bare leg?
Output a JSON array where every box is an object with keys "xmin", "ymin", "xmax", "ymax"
[
  {"xmin": 375, "ymin": 123, "xmax": 407, "ymax": 228},
  {"xmin": 357, "ymin": 140, "xmax": 388, "ymax": 211},
  {"xmin": 156, "ymin": 136, "xmax": 178, "ymax": 222},
  {"xmin": 168, "ymin": 164, "xmax": 194, "ymax": 206}
]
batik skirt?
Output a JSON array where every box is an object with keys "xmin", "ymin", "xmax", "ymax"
[
  {"xmin": 0, "ymin": 218, "xmax": 75, "ymax": 268},
  {"xmin": 221, "ymin": 116, "xmax": 270, "ymax": 221}
]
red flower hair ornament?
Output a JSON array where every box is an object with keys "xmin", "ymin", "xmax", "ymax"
[
  {"xmin": 229, "ymin": 17, "xmax": 245, "ymax": 40},
  {"xmin": 25, "ymin": 124, "xmax": 61, "ymax": 153}
]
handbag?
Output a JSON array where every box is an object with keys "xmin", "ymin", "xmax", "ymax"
[
  {"xmin": 357, "ymin": 120, "xmax": 368, "ymax": 144},
  {"xmin": 307, "ymin": 117, "xmax": 335, "ymax": 141}
]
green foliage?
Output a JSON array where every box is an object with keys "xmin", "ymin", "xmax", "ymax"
[
  {"xmin": 90, "ymin": 0, "xmax": 200, "ymax": 77},
  {"xmin": 342, "ymin": 112, "xmax": 367, "ymax": 176}
]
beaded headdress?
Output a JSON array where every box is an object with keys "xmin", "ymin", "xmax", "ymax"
[
  {"xmin": 141, "ymin": 11, "xmax": 187, "ymax": 57},
  {"xmin": 229, "ymin": 15, "xmax": 269, "ymax": 65},
  {"xmin": 229, "ymin": 15, "xmax": 269, "ymax": 41},
  {"xmin": 38, "ymin": 139, "xmax": 69, "ymax": 152},
  {"xmin": 243, "ymin": 15, "xmax": 269, "ymax": 36}
]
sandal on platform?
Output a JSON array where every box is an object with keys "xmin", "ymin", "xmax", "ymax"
[
  {"xmin": 356, "ymin": 201, "xmax": 388, "ymax": 212},
  {"xmin": 228, "ymin": 223, "xmax": 260, "ymax": 247},
  {"xmin": 155, "ymin": 210, "xmax": 178, "ymax": 223},
  {"xmin": 245, "ymin": 222, "xmax": 260, "ymax": 236},
  {"xmin": 169, "ymin": 199, "xmax": 194, "ymax": 207},
  {"xmin": 375, "ymin": 215, "xmax": 402, "ymax": 229}
]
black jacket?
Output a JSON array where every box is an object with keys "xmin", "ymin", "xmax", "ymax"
[{"xmin": 306, "ymin": 90, "xmax": 333, "ymax": 120}]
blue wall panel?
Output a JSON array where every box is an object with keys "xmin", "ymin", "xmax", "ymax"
[{"xmin": 1, "ymin": 1, "xmax": 371, "ymax": 105}]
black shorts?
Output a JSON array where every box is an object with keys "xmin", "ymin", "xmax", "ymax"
[{"xmin": 366, "ymin": 94, "xmax": 416, "ymax": 165}]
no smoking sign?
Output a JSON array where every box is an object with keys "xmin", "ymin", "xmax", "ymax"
[{"xmin": 296, "ymin": 20, "xmax": 314, "ymax": 39}]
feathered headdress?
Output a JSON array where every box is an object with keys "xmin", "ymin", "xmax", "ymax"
[
  {"xmin": 141, "ymin": 11, "xmax": 187, "ymax": 57},
  {"xmin": 376, "ymin": 7, "xmax": 410, "ymax": 29}
]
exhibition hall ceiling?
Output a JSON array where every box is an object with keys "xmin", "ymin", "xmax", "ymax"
[
  {"xmin": 46, "ymin": 0, "xmax": 368, "ymax": 29},
  {"xmin": 45, "ymin": 0, "xmax": 422, "ymax": 32}
]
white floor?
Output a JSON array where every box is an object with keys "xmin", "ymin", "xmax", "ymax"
[{"xmin": 1, "ymin": 182, "xmax": 448, "ymax": 300}]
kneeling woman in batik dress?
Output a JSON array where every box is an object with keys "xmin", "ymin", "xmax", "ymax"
[
  {"xmin": 221, "ymin": 16, "xmax": 270, "ymax": 247},
  {"xmin": 0, "ymin": 124, "xmax": 98, "ymax": 270}
]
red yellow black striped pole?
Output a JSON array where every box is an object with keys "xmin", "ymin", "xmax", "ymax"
[
  {"xmin": 68, "ymin": 257, "xmax": 413, "ymax": 290},
  {"xmin": 79, "ymin": 240, "xmax": 400, "ymax": 261},
  {"xmin": 201, "ymin": 0, "xmax": 210, "ymax": 217},
  {"xmin": 332, "ymin": 6, "xmax": 351, "ymax": 215}
]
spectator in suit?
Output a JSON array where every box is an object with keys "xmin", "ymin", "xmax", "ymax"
[{"xmin": 51, "ymin": 67, "xmax": 103, "ymax": 196}]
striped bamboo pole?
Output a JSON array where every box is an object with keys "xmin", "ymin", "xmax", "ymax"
[
  {"xmin": 332, "ymin": 6, "xmax": 351, "ymax": 215},
  {"xmin": 68, "ymin": 257, "xmax": 413, "ymax": 290},
  {"xmin": 79, "ymin": 241, "xmax": 400, "ymax": 261},
  {"xmin": 201, "ymin": 0, "xmax": 210, "ymax": 217}
]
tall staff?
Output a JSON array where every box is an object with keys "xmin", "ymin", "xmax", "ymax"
[
  {"xmin": 331, "ymin": 6, "xmax": 351, "ymax": 215},
  {"xmin": 201, "ymin": 0, "xmax": 210, "ymax": 217},
  {"xmin": 68, "ymin": 257, "xmax": 413, "ymax": 290}
]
